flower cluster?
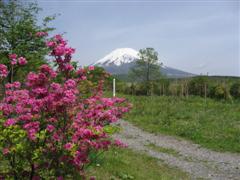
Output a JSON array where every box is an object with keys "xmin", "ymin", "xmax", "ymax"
[
  {"xmin": 0, "ymin": 64, "xmax": 8, "ymax": 78},
  {"xmin": 36, "ymin": 31, "xmax": 48, "ymax": 37},
  {"xmin": 18, "ymin": 57, "xmax": 27, "ymax": 65},
  {"xmin": 0, "ymin": 35, "xmax": 130, "ymax": 179},
  {"xmin": 9, "ymin": 54, "xmax": 28, "ymax": 66},
  {"xmin": 46, "ymin": 35, "xmax": 76, "ymax": 73}
]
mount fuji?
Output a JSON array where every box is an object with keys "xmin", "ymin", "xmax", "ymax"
[{"xmin": 93, "ymin": 48, "xmax": 194, "ymax": 78}]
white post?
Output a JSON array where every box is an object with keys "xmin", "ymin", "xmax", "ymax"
[{"xmin": 113, "ymin": 78, "xmax": 116, "ymax": 97}]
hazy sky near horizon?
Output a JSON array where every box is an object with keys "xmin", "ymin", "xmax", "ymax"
[{"xmin": 36, "ymin": 0, "xmax": 239, "ymax": 76}]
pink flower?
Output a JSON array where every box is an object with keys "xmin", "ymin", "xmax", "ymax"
[
  {"xmin": 102, "ymin": 98, "xmax": 114, "ymax": 106},
  {"xmin": 40, "ymin": 65, "xmax": 57, "ymax": 78},
  {"xmin": 11, "ymin": 59, "xmax": 17, "ymax": 65},
  {"xmin": 23, "ymin": 122, "xmax": 40, "ymax": 140},
  {"xmin": 5, "ymin": 82, "xmax": 21, "ymax": 89},
  {"xmin": 18, "ymin": 113, "xmax": 33, "ymax": 121},
  {"xmin": 2, "ymin": 148, "xmax": 10, "ymax": 155},
  {"xmin": 47, "ymin": 118, "xmax": 57, "ymax": 123},
  {"xmin": 50, "ymin": 83, "xmax": 62, "ymax": 93},
  {"xmin": 36, "ymin": 31, "xmax": 48, "ymax": 37},
  {"xmin": 13, "ymin": 82, "xmax": 21, "ymax": 88},
  {"xmin": 65, "ymin": 47, "xmax": 75, "ymax": 55},
  {"xmin": 4, "ymin": 118, "xmax": 16, "ymax": 127},
  {"xmin": 114, "ymin": 139, "xmax": 127, "ymax": 148},
  {"xmin": 64, "ymin": 143, "xmax": 73, "ymax": 150},
  {"xmin": 32, "ymin": 87, "xmax": 47, "ymax": 96},
  {"xmin": 28, "ymin": 129, "xmax": 37, "ymax": 140},
  {"xmin": 76, "ymin": 68, "xmax": 86, "ymax": 75},
  {"xmin": 63, "ymin": 90, "xmax": 76, "ymax": 104},
  {"xmin": 57, "ymin": 176, "xmax": 64, "ymax": 180},
  {"xmin": 64, "ymin": 64, "xmax": 74, "ymax": 71},
  {"xmin": 81, "ymin": 76, "xmax": 87, "ymax": 80},
  {"xmin": 46, "ymin": 124, "xmax": 55, "ymax": 133},
  {"xmin": 64, "ymin": 79, "xmax": 76, "ymax": 89},
  {"xmin": 46, "ymin": 41, "xmax": 56, "ymax": 48},
  {"xmin": 53, "ymin": 133, "xmax": 60, "ymax": 142},
  {"xmin": 54, "ymin": 45, "xmax": 65, "ymax": 56},
  {"xmin": 54, "ymin": 34, "xmax": 64, "ymax": 42},
  {"xmin": 0, "ymin": 64, "xmax": 8, "ymax": 78},
  {"xmin": 9, "ymin": 54, "xmax": 17, "ymax": 60},
  {"xmin": 18, "ymin": 57, "xmax": 27, "ymax": 65},
  {"xmin": 88, "ymin": 66, "xmax": 95, "ymax": 71}
]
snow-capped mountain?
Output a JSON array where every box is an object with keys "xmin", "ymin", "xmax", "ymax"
[
  {"xmin": 93, "ymin": 48, "xmax": 139, "ymax": 66},
  {"xmin": 93, "ymin": 48, "xmax": 194, "ymax": 78}
]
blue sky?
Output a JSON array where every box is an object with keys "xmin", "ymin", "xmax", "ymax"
[{"xmin": 36, "ymin": 0, "xmax": 239, "ymax": 76}]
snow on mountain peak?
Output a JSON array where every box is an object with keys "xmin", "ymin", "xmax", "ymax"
[{"xmin": 94, "ymin": 48, "xmax": 139, "ymax": 66}]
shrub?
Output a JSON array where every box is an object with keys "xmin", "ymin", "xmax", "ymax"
[
  {"xmin": 230, "ymin": 83, "xmax": 240, "ymax": 99},
  {"xmin": 209, "ymin": 84, "xmax": 231, "ymax": 100},
  {"xmin": 168, "ymin": 83, "xmax": 180, "ymax": 96},
  {"xmin": 135, "ymin": 83, "xmax": 148, "ymax": 96},
  {"xmin": 152, "ymin": 79, "xmax": 169, "ymax": 96},
  {"xmin": 0, "ymin": 34, "xmax": 130, "ymax": 179},
  {"xmin": 188, "ymin": 76, "xmax": 209, "ymax": 97}
]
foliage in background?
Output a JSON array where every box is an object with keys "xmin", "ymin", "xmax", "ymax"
[
  {"xmin": 209, "ymin": 84, "xmax": 232, "ymax": 100},
  {"xmin": 114, "ymin": 75, "xmax": 240, "ymax": 100},
  {"xmin": 230, "ymin": 82, "xmax": 240, "ymax": 99},
  {"xmin": 129, "ymin": 48, "xmax": 161, "ymax": 95},
  {"xmin": 188, "ymin": 76, "xmax": 209, "ymax": 97},
  {"xmin": 0, "ymin": 0, "xmax": 55, "ymax": 82}
]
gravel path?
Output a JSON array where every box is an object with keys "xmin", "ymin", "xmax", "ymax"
[{"xmin": 113, "ymin": 120, "xmax": 240, "ymax": 180}]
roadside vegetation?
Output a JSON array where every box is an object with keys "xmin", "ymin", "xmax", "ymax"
[
  {"xmin": 120, "ymin": 94, "xmax": 240, "ymax": 153},
  {"xmin": 86, "ymin": 147, "xmax": 189, "ymax": 180}
]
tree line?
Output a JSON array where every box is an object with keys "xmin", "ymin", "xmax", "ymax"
[
  {"xmin": 116, "ymin": 76, "xmax": 240, "ymax": 100},
  {"xmin": 115, "ymin": 47, "xmax": 240, "ymax": 100}
]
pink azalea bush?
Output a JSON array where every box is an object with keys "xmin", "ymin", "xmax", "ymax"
[{"xmin": 0, "ymin": 34, "xmax": 130, "ymax": 179}]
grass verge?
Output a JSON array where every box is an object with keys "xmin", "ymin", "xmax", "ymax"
[
  {"xmin": 86, "ymin": 147, "xmax": 189, "ymax": 180},
  {"xmin": 120, "ymin": 95, "xmax": 240, "ymax": 153}
]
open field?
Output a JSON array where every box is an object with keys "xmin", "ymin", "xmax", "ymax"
[
  {"xmin": 118, "ymin": 95, "xmax": 240, "ymax": 153},
  {"xmin": 86, "ymin": 147, "xmax": 189, "ymax": 179}
]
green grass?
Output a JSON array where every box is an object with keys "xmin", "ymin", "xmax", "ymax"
[
  {"xmin": 86, "ymin": 147, "xmax": 189, "ymax": 180},
  {"xmin": 119, "ymin": 95, "xmax": 240, "ymax": 153}
]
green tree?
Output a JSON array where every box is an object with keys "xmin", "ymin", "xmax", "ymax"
[
  {"xmin": 188, "ymin": 76, "xmax": 209, "ymax": 97},
  {"xmin": 209, "ymin": 84, "xmax": 232, "ymax": 100},
  {"xmin": 129, "ymin": 48, "xmax": 161, "ymax": 95},
  {"xmin": 230, "ymin": 82, "xmax": 240, "ymax": 99},
  {"xmin": 0, "ymin": 0, "xmax": 55, "ymax": 82},
  {"xmin": 154, "ymin": 78, "xmax": 170, "ymax": 96}
]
